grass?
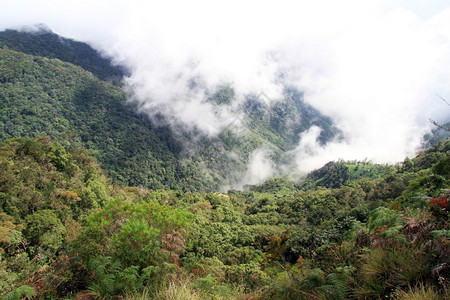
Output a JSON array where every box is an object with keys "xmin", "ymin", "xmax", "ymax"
[
  {"xmin": 394, "ymin": 283, "xmax": 447, "ymax": 300},
  {"xmin": 123, "ymin": 277, "xmax": 257, "ymax": 300}
]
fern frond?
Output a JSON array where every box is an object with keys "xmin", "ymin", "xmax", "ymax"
[
  {"xmin": 319, "ymin": 273, "xmax": 348, "ymax": 299},
  {"xmin": 87, "ymin": 256, "xmax": 122, "ymax": 298},
  {"xmin": 1, "ymin": 285, "xmax": 35, "ymax": 300},
  {"xmin": 368, "ymin": 207, "xmax": 402, "ymax": 234},
  {"xmin": 300, "ymin": 268, "xmax": 325, "ymax": 291}
]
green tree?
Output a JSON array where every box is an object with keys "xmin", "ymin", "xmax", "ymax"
[{"xmin": 25, "ymin": 210, "xmax": 66, "ymax": 259}]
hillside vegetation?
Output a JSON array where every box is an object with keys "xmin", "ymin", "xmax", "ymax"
[
  {"xmin": 0, "ymin": 29, "xmax": 448, "ymax": 299},
  {"xmin": 0, "ymin": 137, "xmax": 448, "ymax": 299},
  {"xmin": 0, "ymin": 26, "xmax": 126, "ymax": 83},
  {"xmin": 0, "ymin": 47, "xmax": 216, "ymax": 191}
]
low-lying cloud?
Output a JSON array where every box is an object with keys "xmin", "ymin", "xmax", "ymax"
[
  {"xmin": 240, "ymin": 148, "xmax": 276, "ymax": 189},
  {"xmin": 1, "ymin": 0, "xmax": 450, "ymax": 182}
]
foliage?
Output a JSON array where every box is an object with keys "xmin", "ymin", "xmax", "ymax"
[
  {"xmin": 78, "ymin": 196, "xmax": 192, "ymax": 268},
  {"xmin": 0, "ymin": 46, "xmax": 216, "ymax": 191},
  {"xmin": 0, "ymin": 27, "xmax": 126, "ymax": 83},
  {"xmin": 0, "ymin": 28, "xmax": 449, "ymax": 298},
  {"xmin": 305, "ymin": 161, "xmax": 350, "ymax": 189},
  {"xmin": 394, "ymin": 283, "xmax": 446, "ymax": 300},
  {"xmin": 0, "ymin": 137, "xmax": 110, "ymax": 296},
  {"xmin": 1, "ymin": 285, "xmax": 35, "ymax": 300}
]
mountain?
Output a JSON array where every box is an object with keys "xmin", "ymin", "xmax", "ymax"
[
  {"xmin": 0, "ymin": 26, "xmax": 126, "ymax": 84},
  {"xmin": 179, "ymin": 86, "xmax": 340, "ymax": 189},
  {"xmin": 0, "ymin": 28, "xmax": 340, "ymax": 190},
  {"xmin": 0, "ymin": 46, "xmax": 215, "ymax": 191},
  {"xmin": 0, "ymin": 27, "xmax": 449, "ymax": 300}
]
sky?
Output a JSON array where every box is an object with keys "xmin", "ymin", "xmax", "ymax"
[{"xmin": 1, "ymin": 0, "xmax": 450, "ymax": 180}]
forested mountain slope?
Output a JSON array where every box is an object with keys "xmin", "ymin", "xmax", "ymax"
[
  {"xmin": 0, "ymin": 47, "xmax": 213, "ymax": 190},
  {"xmin": 0, "ymin": 29, "xmax": 340, "ymax": 190},
  {"xmin": 0, "ymin": 27, "xmax": 126, "ymax": 83}
]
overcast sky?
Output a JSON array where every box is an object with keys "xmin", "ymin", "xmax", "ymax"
[{"xmin": 1, "ymin": 0, "xmax": 450, "ymax": 175}]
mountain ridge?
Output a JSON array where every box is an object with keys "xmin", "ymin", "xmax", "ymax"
[{"xmin": 0, "ymin": 27, "xmax": 126, "ymax": 84}]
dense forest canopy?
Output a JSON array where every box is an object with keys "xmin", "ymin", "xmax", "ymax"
[
  {"xmin": 0, "ymin": 26, "xmax": 126, "ymax": 83},
  {"xmin": 0, "ymin": 29, "xmax": 448, "ymax": 299},
  {"xmin": 0, "ymin": 137, "xmax": 448, "ymax": 299}
]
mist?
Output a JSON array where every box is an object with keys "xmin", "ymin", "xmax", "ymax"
[{"xmin": 1, "ymin": 0, "xmax": 450, "ymax": 184}]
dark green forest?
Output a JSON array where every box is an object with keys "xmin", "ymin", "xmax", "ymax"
[
  {"xmin": 0, "ymin": 26, "xmax": 126, "ymax": 83},
  {"xmin": 0, "ymin": 29, "xmax": 449, "ymax": 299}
]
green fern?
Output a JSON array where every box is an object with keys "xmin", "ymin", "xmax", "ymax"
[
  {"xmin": 87, "ymin": 256, "xmax": 122, "ymax": 298},
  {"xmin": 299, "ymin": 268, "xmax": 325, "ymax": 291},
  {"xmin": 1, "ymin": 285, "xmax": 35, "ymax": 300},
  {"xmin": 192, "ymin": 273, "xmax": 217, "ymax": 292},
  {"xmin": 116, "ymin": 266, "xmax": 143, "ymax": 293},
  {"xmin": 367, "ymin": 207, "xmax": 403, "ymax": 234},
  {"xmin": 317, "ymin": 273, "xmax": 349, "ymax": 300},
  {"xmin": 367, "ymin": 207, "xmax": 405, "ymax": 244},
  {"xmin": 294, "ymin": 269, "xmax": 350, "ymax": 300},
  {"xmin": 431, "ymin": 229, "xmax": 450, "ymax": 239},
  {"xmin": 88, "ymin": 255, "xmax": 121, "ymax": 276}
]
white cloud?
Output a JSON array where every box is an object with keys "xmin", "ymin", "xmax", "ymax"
[
  {"xmin": 1, "ymin": 0, "xmax": 449, "ymax": 175},
  {"xmin": 239, "ymin": 148, "xmax": 276, "ymax": 188}
]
